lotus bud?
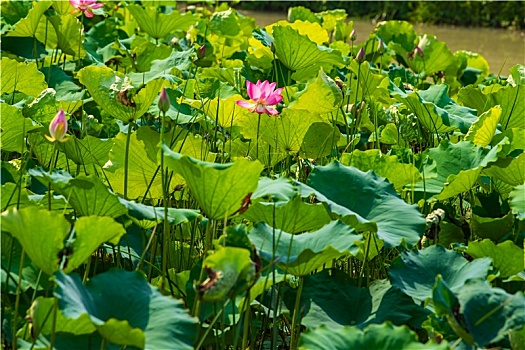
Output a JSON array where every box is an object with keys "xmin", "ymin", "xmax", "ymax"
[
  {"xmin": 197, "ymin": 44, "xmax": 206, "ymax": 59},
  {"xmin": 45, "ymin": 109, "xmax": 69, "ymax": 143},
  {"xmin": 415, "ymin": 45, "xmax": 424, "ymax": 57},
  {"xmin": 349, "ymin": 29, "xmax": 357, "ymax": 42},
  {"xmin": 377, "ymin": 38, "xmax": 385, "ymax": 55},
  {"xmin": 356, "ymin": 47, "xmax": 365, "ymax": 64},
  {"xmin": 158, "ymin": 88, "xmax": 170, "ymax": 114}
]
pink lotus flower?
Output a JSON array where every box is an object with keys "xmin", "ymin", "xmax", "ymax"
[
  {"xmin": 69, "ymin": 0, "xmax": 104, "ymax": 18},
  {"xmin": 236, "ymin": 80, "xmax": 283, "ymax": 116},
  {"xmin": 45, "ymin": 109, "xmax": 69, "ymax": 143}
]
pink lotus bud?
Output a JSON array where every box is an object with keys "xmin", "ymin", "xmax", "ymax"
[
  {"xmin": 197, "ymin": 44, "xmax": 206, "ymax": 59},
  {"xmin": 377, "ymin": 38, "xmax": 385, "ymax": 54},
  {"xmin": 45, "ymin": 109, "xmax": 69, "ymax": 143},
  {"xmin": 158, "ymin": 88, "xmax": 170, "ymax": 113},
  {"xmin": 349, "ymin": 29, "xmax": 357, "ymax": 42},
  {"xmin": 356, "ymin": 47, "xmax": 365, "ymax": 64},
  {"xmin": 415, "ymin": 45, "xmax": 424, "ymax": 57}
]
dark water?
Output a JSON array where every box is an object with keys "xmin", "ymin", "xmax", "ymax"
[{"xmin": 239, "ymin": 10, "xmax": 525, "ymax": 75}]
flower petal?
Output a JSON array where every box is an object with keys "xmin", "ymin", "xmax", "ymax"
[
  {"xmin": 69, "ymin": 0, "xmax": 81, "ymax": 7},
  {"xmin": 90, "ymin": 3, "xmax": 104, "ymax": 9},
  {"xmin": 84, "ymin": 8, "xmax": 94, "ymax": 17},
  {"xmin": 258, "ymin": 81, "xmax": 270, "ymax": 99},
  {"xmin": 265, "ymin": 106, "xmax": 279, "ymax": 116},
  {"xmin": 265, "ymin": 90, "xmax": 283, "ymax": 105},
  {"xmin": 247, "ymin": 81, "xmax": 261, "ymax": 101},
  {"xmin": 236, "ymin": 100, "xmax": 256, "ymax": 110},
  {"xmin": 255, "ymin": 104, "xmax": 269, "ymax": 114}
]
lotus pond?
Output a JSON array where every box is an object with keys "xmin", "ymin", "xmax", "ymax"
[{"xmin": 1, "ymin": 1, "xmax": 524, "ymax": 349}]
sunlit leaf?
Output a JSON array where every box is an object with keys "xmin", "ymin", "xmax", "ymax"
[
  {"xmin": 127, "ymin": 4, "xmax": 198, "ymax": 40},
  {"xmin": 5, "ymin": 0, "xmax": 52, "ymax": 37},
  {"xmin": 0, "ymin": 103, "xmax": 39, "ymax": 153},
  {"xmin": 464, "ymin": 106, "xmax": 501, "ymax": 147},
  {"xmin": 250, "ymin": 220, "xmax": 363, "ymax": 276},
  {"xmin": 466, "ymin": 239, "xmax": 524, "ymax": 278},
  {"xmin": 1, "ymin": 57, "xmax": 47, "ymax": 97}
]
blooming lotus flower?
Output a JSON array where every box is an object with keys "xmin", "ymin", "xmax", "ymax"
[
  {"xmin": 69, "ymin": 0, "xmax": 104, "ymax": 18},
  {"xmin": 236, "ymin": 80, "xmax": 283, "ymax": 116},
  {"xmin": 45, "ymin": 109, "xmax": 69, "ymax": 143}
]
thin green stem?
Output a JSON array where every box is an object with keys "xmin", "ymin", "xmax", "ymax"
[{"xmin": 123, "ymin": 122, "xmax": 133, "ymax": 199}]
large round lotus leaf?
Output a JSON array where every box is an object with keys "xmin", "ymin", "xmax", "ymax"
[
  {"xmin": 389, "ymin": 245, "xmax": 492, "ymax": 302},
  {"xmin": 1, "ymin": 57, "xmax": 47, "ymax": 98},
  {"xmin": 340, "ymin": 149, "xmax": 421, "ymax": 192},
  {"xmin": 390, "ymin": 84, "xmax": 478, "ymax": 134},
  {"xmin": 510, "ymin": 183, "xmax": 525, "ymax": 220},
  {"xmin": 289, "ymin": 69, "xmax": 342, "ymax": 114},
  {"xmin": 249, "ymin": 221, "xmax": 364, "ymax": 276},
  {"xmin": 242, "ymin": 195, "xmax": 331, "ymax": 234},
  {"xmin": 466, "ymin": 239, "xmax": 524, "ymax": 278},
  {"xmin": 299, "ymin": 322, "xmax": 448, "ymax": 350},
  {"xmin": 282, "ymin": 270, "xmax": 426, "ymax": 329},
  {"xmin": 55, "ymin": 269, "xmax": 198, "ymax": 349},
  {"xmin": 304, "ymin": 161, "xmax": 426, "ymax": 248},
  {"xmin": 1, "ymin": 206, "xmax": 70, "ymax": 275},
  {"xmin": 163, "ymin": 145, "xmax": 263, "ymax": 220},
  {"xmin": 414, "ymin": 140, "xmax": 501, "ymax": 200},
  {"xmin": 0, "ymin": 103, "xmax": 40, "ymax": 153},
  {"xmin": 126, "ymin": 4, "xmax": 198, "ymax": 40},
  {"xmin": 470, "ymin": 210, "xmax": 515, "ymax": 241},
  {"xmin": 78, "ymin": 66, "xmax": 165, "ymax": 123},
  {"xmin": 29, "ymin": 168, "xmax": 128, "ymax": 218},
  {"xmin": 464, "ymin": 106, "xmax": 501, "ymax": 147},
  {"xmin": 457, "ymin": 278, "xmax": 525, "ymax": 347}
]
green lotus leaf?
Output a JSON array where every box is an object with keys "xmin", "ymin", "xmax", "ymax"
[
  {"xmin": 163, "ymin": 145, "xmax": 263, "ymax": 220},
  {"xmin": 78, "ymin": 66, "xmax": 165, "ymax": 123},
  {"xmin": 300, "ymin": 122, "xmax": 341, "ymax": 159},
  {"xmin": 289, "ymin": 69, "xmax": 342, "ymax": 114},
  {"xmin": 209, "ymin": 8, "xmax": 242, "ymax": 37},
  {"xmin": 118, "ymin": 198, "xmax": 200, "ymax": 226},
  {"xmin": 464, "ymin": 106, "xmax": 501, "ymax": 147},
  {"xmin": 48, "ymin": 14, "xmax": 86, "ymax": 57},
  {"xmin": 149, "ymin": 88, "xmax": 200, "ymax": 124},
  {"xmin": 466, "ymin": 239, "xmax": 524, "ymax": 278},
  {"xmin": 266, "ymin": 20, "xmax": 328, "ymax": 45},
  {"xmin": 127, "ymin": 4, "xmax": 198, "ymax": 40},
  {"xmin": 456, "ymin": 50, "xmax": 490, "ymax": 85},
  {"xmin": 408, "ymin": 35, "xmax": 458, "ymax": 76},
  {"xmin": 272, "ymin": 25, "xmax": 344, "ymax": 81},
  {"xmin": 470, "ymin": 210, "xmax": 515, "ymax": 241},
  {"xmin": 5, "ymin": 0, "xmax": 52, "ymax": 37},
  {"xmin": 0, "ymin": 103, "xmax": 39, "ymax": 153},
  {"xmin": 22, "ymin": 88, "xmax": 61, "ymax": 123},
  {"xmin": 375, "ymin": 20, "xmax": 417, "ymax": 53},
  {"xmin": 341, "ymin": 149, "xmax": 421, "ymax": 192},
  {"xmin": 319, "ymin": 9, "xmax": 347, "ymax": 33},
  {"xmin": 29, "ymin": 168, "xmax": 128, "ymax": 218},
  {"xmin": 131, "ymin": 36, "xmax": 172, "ymax": 72},
  {"xmin": 202, "ymin": 94, "xmax": 254, "ymax": 128},
  {"xmin": 510, "ymin": 183, "xmax": 525, "ymax": 220},
  {"xmin": 1, "ymin": 0, "xmax": 32, "ymax": 25},
  {"xmin": 509, "ymin": 64, "xmax": 525, "ymax": 86},
  {"xmin": 392, "ymin": 83, "xmax": 478, "ymax": 134},
  {"xmin": 1, "ymin": 231, "xmax": 50, "ymax": 294},
  {"xmin": 299, "ymin": 322, "xmax": 447, "ymax": 350},
  {"xmin": 251, "ymin": 177, "xmax": 299, "ymax": 203},
  {"xmin": 304, "ymin": 161, "xmax": 426, "ymax": 248},
  {"xmin": 249, "ymin": 220, "xmax": 364, "ymax": 276},
  {"xmin": 491, "ymin": 128, "xmax": 525, "ymax": 158},
  {"xmin": 1, "ymin": 57, "xmax": 47, "ymax": 98},
  {"xmin": 198, "ymin": 246, "xmax": 255, "ymax": 302},
  {"xmin": 1, "ymin": 206, "xmax": 70, "ymax": 275},
  {"xmin": 55, "ymin": 269, "xmax": 198, "ymax": 349},
  {"xmin": 458, "ymin": 84, "xmax": 525, "ymax": 130},
  {"xmin": 243, "ymin": 195, "xmax": 331, "ymax": 234},
  {"xmin": 288, "ymin": 6, "xmax": 321, "ymax": 24},
  {"xmin": 64, "ymin": 216, "xmax": 126, "ymax": 273},
  {"xmin": 483, "ymin": 152, "xmax": 525, "ymax": 186},
  {"xmin": 284, "ymin": 270, "xmax": 426, "ymax": 330},
  {"xmin": 58, "ymin": 135, "xmax": 113, "ymax": 166},
  {"xmin": 389, "ymin": 245, "xmax": 492, "ymax": 303},
  {"xmin": 29, "ymin": 296, "xmax": 96, "ymax": 337},
  {"xmin": 416, "ymin": 140, "xmax": 502, "ymax": 200},
  {"xmin": 42, "ymin": 65, "xmax": 85, "ymax": 102},
  {"xmin": 457, "ymin": 278, "xmax": 525, "ymax": 347},
  {"xmin": 27, "ymin": 133, "xmax": 76, "ymax": 171}
]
